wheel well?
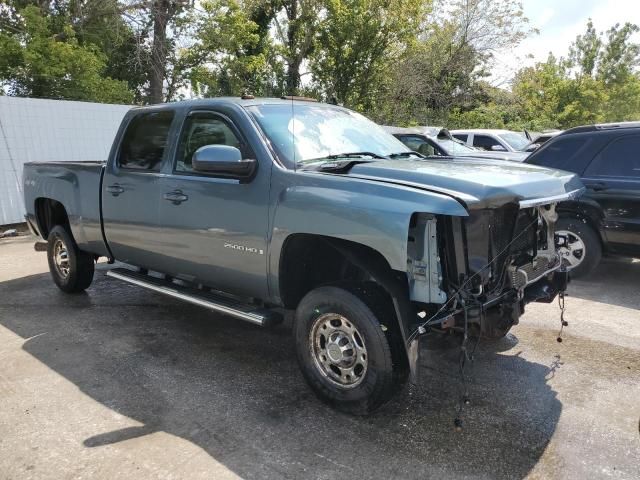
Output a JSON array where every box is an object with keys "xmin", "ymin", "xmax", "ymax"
[
  {"xmin": 35, "ymin": 198, "xmax": 69, "ymax": 240},
  {"xmin": 278, "ymin": 234, "xmax": 398, "ymax": 309}
]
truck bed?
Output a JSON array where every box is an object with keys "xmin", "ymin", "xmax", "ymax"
[{"xmin": 23, "ymin": 161, "xmax": 108, "ymax": 257}]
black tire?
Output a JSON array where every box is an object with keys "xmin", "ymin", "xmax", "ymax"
[
  {"xmin": 293, "ymin": 282, "xmax": 408, "ymax": 415},
  {"xmin": 556, "ymin": 217, "xmax": 602, "ymax": 279},
  {"xmin": 47, "ymin": 225, "xmax": 95, "ymax": 293}
]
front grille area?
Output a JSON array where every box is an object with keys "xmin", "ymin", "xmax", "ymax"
[
  {"xmin": 463, "ymin": 205, "xmax": 543, "ymax": 295},
  {"xmin": 464, "ymin": 203, "xmax": 519, "ymax": 293},
  {"xmin": 511, "ymin": 208, "xmax": 538, "ymax": 257}
]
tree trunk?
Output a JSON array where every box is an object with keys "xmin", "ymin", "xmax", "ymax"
[
  {"xmin": 286, "ymin": 1, "xmax": 300, "ymax": 95},
  {"xmin": 286, "ymin": 60, "xmax": 301, "ymax": 95},
  {"xmin": 149, "ymin": 0, "xmax": 169, "ymax": 104}
]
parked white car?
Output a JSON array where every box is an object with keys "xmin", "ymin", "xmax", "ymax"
[{"xmin": 450, "ymin": 129, "xmax": 530, "ymax": 153}]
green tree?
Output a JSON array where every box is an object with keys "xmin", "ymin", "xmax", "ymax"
[
  {"xmin": 509, "ymin": 20, "xmax": 640, "ymax": 129},
  {"xmin": 244, "ymin": 0, "xmax": 323, "ymax": 95},
  {"xmin": 0, "ymin": 4, "xmax": 134, "ymax": 103},
  {"xmin": 187, "ymin": 0, "xmax": 277, "ymax": 97},
  {"xmin": 310, "ymin": 0, "xmax": 429, "ymax": 113},
  {"xmin": 383, "ymin": 0, "xmax": 533, "ymax": 125}
]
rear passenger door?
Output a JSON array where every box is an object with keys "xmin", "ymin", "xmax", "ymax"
[
  {"xmin": 102, "ymin": 110, "xmax": 175, "ymax": 268},
  {"xmin": 155, "ymin": 109, "xmax": 271, "ymax": 299},
  {"xmin": 582, "ymin": 134, "xmax": 640, "ymax": 256}
]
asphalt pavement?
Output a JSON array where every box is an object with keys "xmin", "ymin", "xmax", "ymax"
[{"xmin": 1, "ymin": 236, "xmax": 639, "ymax": 479}]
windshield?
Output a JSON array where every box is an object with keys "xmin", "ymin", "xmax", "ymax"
[
  {"xmin": 437, "ymin": 138, "xmax": 477, "ymax": 154},
  {"xmin": 246, "ymin": 104, "xmax": 411, "ymax": 167},
  {"xmin": 499, "ymin": 132, "xmax": 529, "ymax": 151}
]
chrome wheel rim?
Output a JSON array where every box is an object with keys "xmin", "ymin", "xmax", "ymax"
[
  {"xmin": 309, "ymin": 313, "xmax": 368, "ymax": 388},
  {"xmin": 53, "ymin": 238, "xmax": 70, "ymax": 278},
  {"xmin": 556, "ymin": 230, "xmax": 586, "ymax": 270}
]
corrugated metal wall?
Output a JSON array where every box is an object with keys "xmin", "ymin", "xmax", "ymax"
[{"xmin": 0, "ymin": 97, "xmax": 131, "ymax": 225}]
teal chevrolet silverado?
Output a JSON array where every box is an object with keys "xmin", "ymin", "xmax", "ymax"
[{"xmin": 23, "ymin": 97, "xmax": 583, "ymax": 414}]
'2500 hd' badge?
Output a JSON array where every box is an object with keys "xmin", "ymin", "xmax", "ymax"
[{"xmin": 224, "ymin": 243, "xmax": 264, "ymax": 255}]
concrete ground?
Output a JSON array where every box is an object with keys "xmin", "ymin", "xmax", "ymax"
[{"xmin": 0, "ymin": 236, "xmax": 639, "ymax": 480}]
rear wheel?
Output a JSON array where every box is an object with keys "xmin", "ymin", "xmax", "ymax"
[
  {"xmin": 47, "ymin": 225, "xmax": 95, "ymax": 293},
  {"xmin": 293, "ymin": 283, "xmax": 408, "ymax": 415},
  {"xmin": 556, "ymin": 217, "xmax": 602, "ymax": 278}
]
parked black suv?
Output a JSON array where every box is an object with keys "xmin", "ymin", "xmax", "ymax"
[{"xmin": 526, "ymin": 122, "xmax": 640, "ymax": 277}]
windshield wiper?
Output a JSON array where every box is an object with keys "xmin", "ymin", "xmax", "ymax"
[
  {"xmin": 325, "ymin": 151, "xmax": 386, "ymax": 160},
  {"xmin": 302, "ymin": 159, "xmax": 377, "ymax": 172},
  {"xmin": 388, "ymin": 151, "xmax": 425, "ymax": 159},
  {"xmin": 298, "ymin": 152, "xmax": 386, "ymax": 171},
  {"xmin": 302, "ymin": 151, "xmax": 386, "ymax": 164}
]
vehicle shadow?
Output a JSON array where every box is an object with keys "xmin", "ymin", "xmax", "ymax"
[
  {"xmin": 0, "ymin": 270, "xmax": 562, "ymax": 480},
  {"xmin": 568, "ymin": 257, "xmax": 640, "ymax": 310}
]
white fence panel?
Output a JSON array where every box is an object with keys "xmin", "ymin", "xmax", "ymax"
[{"xmin": 0, "ymin": 97, "xmax": 131, "ymax": 225}]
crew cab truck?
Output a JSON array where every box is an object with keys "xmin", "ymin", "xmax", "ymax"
[{"xmin": 23, "ymin": 98, "xmax": 583, "ymax": 414}]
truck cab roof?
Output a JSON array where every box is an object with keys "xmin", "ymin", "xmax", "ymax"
[{"xmin": 134, "ymin": 97, "xmax": 331, "ymax": 112}]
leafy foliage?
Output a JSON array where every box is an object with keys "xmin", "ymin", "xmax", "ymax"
[
  {"xmin": 0, "ymin": 4, "xmax": 134, "ymax": 103},
  {"xmin": 310, "ymin": 0, "xmax": 428, "ymax": 113},
  {"xmin": 1, "ymin": 1, "xmax": 639, "ymax": 133}
]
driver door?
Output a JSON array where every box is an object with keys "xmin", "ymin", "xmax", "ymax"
[{"xmin": 154, "ymin": 109, "xmax": 271, "ymax": 299}]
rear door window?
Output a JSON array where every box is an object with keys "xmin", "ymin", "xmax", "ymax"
[
  {"xmin": 473, "ymin": 135, "xmax": 502, "ymax": 151},
  {"xmin": 118, "ymin": 111, "xmax": 174, "ymax": 171},
  {"xmin": 585, "ymin": 134, "xmax": 640, "ymax": 178},
  {"xmin": 452, "ymin": 134, "xmax": 468, "ymax": 143}
]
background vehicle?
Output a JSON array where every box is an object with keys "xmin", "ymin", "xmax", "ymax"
[
  {"xmin": 523, "ymin": 130, "xmax": 563, "ymax": 152},
  {"xmin": 451, "ymin": 129, "xmax": 530, "ymax": 153},
  {"xmin": 526, "ymin": 122, "xmax": 640, "ymax": 277},
  {"xmin": 23, "ymin": 98, "xmax": 581, "ymax": 414},
  {"xmin": 384, "ymin": 126, "xmax": 528, "ymax": 161}
]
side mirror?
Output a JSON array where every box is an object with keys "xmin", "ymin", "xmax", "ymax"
[
  {"xmin": 490, "ymin": 144, "xmax": 507, "ymax": 152},
  {"xmin": 525, "ymin": 143, "xmax": 541, "ymax": 152},
  {"xmin": 192, "ymin": 145, "xmax": 257, "ymax": 180}
]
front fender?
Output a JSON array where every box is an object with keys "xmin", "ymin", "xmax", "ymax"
[{"xmin": 267, "ymin": 171, "xmax": 468, "ymax": 302}]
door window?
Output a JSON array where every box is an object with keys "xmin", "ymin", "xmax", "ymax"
[
  {"xmin": 585, "ymin": 135, "xmax": 640, "ymax": 178},
  {"xmin": 473, "ymin": 135, "xmax": 502, "ymax": 151},
  {"xmin": 118, "ymin": 111, "xmax": 174, "ymax": 171},
  {"xmin": 397, "ymin": 135, "xmax": 440, "ymax": 156},
  {"xmin": 452, "ymin": 134, "xmax": 468, "ymax": 143},
  {"xmin": 175, "ymin": 112, "xmax": 242, "ymax": 173},
  {"xmin": 527, "ymin": 135, "xmax": 594, "ymax": 172}
]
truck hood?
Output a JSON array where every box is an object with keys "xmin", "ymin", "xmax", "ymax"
[{"xmin": 343, "ymin": 157, "xmax": 584, "ymax": 209}]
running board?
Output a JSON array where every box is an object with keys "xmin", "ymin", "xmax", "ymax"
[{"xmin": 106, "ymin": 268, "xmax": 280, "ymax": 327}]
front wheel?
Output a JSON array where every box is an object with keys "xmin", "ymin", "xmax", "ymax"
[
  {"xmin": 47, "ymin": 225, "xmax": 95, "ymax": 293},
  {"xmin": 293, "ymin": 283, "xmax": 408, "ymax": 415}
]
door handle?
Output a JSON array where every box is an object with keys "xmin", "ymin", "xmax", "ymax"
[
  {"xmin": 106, "ymin": 184, "xmax": 125, "ymax": 196},
  {"xmin": 586, "ymin": 181, "xmax": 608, "ymax": 192},
  {"xmin": 163, "ymin": 190, "xmax": 189, "ymax": 205}
]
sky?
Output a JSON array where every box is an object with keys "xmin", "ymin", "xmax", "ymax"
[{"xmin": 492, "ymin": 0, "xmax": 640, "ymax": 85}]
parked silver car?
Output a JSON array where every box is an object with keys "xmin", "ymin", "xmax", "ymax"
[
  {"xmin": 384, "ymin": 126, "xmax": 528, "ymax": 161},
  {"xmin": 451, "ymin": 129, "xmax": 530, "ymax": 154}
]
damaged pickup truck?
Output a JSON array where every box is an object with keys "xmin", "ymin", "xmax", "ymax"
[{"xmin": 23, "ymin": 98, "xmax": 583, "ymax": 414}]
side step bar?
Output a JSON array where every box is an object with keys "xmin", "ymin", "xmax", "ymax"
[{"xmin": 106, "ymin": 268, "xmax": 280, "ymax": 327}]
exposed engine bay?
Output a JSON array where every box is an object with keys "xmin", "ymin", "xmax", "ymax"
[{"xmin": 407, "ymin": 202, "xmax": 569, "ymax": 339}]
